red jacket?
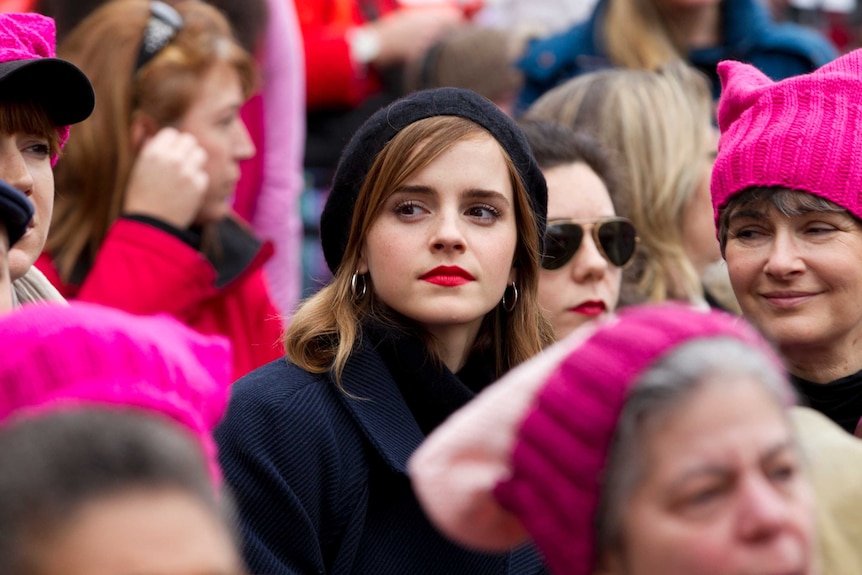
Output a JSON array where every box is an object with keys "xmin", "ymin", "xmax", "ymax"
[
  {"xmin": 296, "ymin": 0, "xmax": 398, "ymax": 109},
  {"xmin": 36, "ymin": 218, "xmax": 284, "ymax": 382}
]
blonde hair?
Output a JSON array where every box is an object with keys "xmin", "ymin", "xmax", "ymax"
[
  {"xmin": 604, "ymin": 0, "xmax": 683, "ymax": 70},
  {"xmin": 49, "ymin": 0, "xmax": 256, "ymax": 284},
  {"xmin": 286, "ymin": 116, "xmax": 554, "ymax": 385},
  {"xmin": 525, "ymin": 61, "xmax": 713, "ymax": 304}
]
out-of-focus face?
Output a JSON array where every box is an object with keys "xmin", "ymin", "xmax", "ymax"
[
  {"xmin": 0, "ymin": 227, "xmax": 11, "ymax": 314},
  {"xmin": 682, "ymin": 128, "xmax": 721, "ymax": 275},
  {"xmin": 538, "ymin": 162, "xmax": 621, "ymax": 340},
  {"xmin": 35, "ymin": 488, "xmax": 244, "ymax": 575},
  {"xmin": 177, "ymin": 61, "xmax": 254, "ymax": 225},
  {"xmin": 0, "ymin": 131, "xmax": 54, "ymax": 281},
  {"xmin": 604, "ymin": 376, "xmax": 817, "ymax": 575},
  {"xmin": 724, "ymin": 199, "xmax": 862, "ymax": 370},
  {"xmin": 358, "ymin": 133, "xmax": 517, "ymax": 357}
]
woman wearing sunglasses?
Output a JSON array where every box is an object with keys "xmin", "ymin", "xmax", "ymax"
[
  {"xmin": 525, "ymin": 61, "xmax": 736, "ymax": 312},
  {"xmin": 520, "ymin": 120, "xmax": 636, "ymax": 339}
]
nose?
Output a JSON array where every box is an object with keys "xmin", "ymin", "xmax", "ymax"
[
  {"xmin": 0, "ymin": 144, "xmax": 34, "ymax": 196},
  {"xmin": 736, "ymin": 475, "xmax": 794, "ymax": 543},
  {"xmin": 570, "ymin": 233, "xmax": 608, "ymax": 282},
  {"xmin": 430, "ymin": 211, "xmax": 466, "ymax": 254},
  {"xmin": 763, "ymin": 229, "xmax": 804, "ymax": 280},
  {"xmin": 233, "ymin": 119, "xmax": 256, "ymax": 161}
]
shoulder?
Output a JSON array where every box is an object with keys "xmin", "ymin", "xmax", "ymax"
[
  {"xmin": 519, "ymin": 18, "xmax": 601, "ymax": 82},
  {"xmin": 752, "ymin": 21, "xmax": 838, "ymax": 69}
]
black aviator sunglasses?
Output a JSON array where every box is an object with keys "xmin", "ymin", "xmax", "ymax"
[{"xmin": 542, "ymin": 217, "xmax": 638, "ymax": 270}]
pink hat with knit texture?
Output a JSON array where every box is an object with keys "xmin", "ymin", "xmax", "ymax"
[
  {"xmin": 0, "ymin": 13, "xmax": 94, "ymax": 153},
  {"xmin": 0, "ymin": 302, "xmax": 232, "ymax": 483},
  {"xmin": 711, "ymin": 50, "xmax": 862, "ymax": 226},
  {"xmin": 493, "ymin": 304, "xmax": 784, "ymax": 575}
]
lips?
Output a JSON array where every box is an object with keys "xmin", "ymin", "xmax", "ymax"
[
  {"xmin": 420, "ymin": 266, "xmax": 475, "ymax": 287},
  {"xmin": 570, "ymin": 300, "xmax": 606, "ymax": 316},
  {"xmin": 760, "ymin": 291, "xmax": 818, "ymax": 309}
]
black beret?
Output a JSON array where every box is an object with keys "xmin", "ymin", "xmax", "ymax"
[
  {"xmin": 0, "ymin": 179, "xmax": 33, "ymax": 246},
  {"xmin": 320, "ymin": 87, "xmax": 547, "ymax": 274}
]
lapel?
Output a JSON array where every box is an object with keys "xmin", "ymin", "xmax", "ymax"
[{"xmin": 337, "ymin": 344, "xmax": 425, "ymax": 475}]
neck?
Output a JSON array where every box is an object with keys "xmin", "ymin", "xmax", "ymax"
[
  {"xmin": 660, "ymin": 4, "xmax": 721, "ymax": 49},
  {"xmin": 426, "ymin": 321, "xmax": 483, "ymax": 374},
  {"xmin": 783, "ymin": 341, "xmax": 862, "ymax": 384}
]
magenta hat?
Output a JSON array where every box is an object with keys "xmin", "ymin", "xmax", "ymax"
[
  {"xmin": 0, "ymin": 302, "xmax": 232, "ymax": 483},
  {"xmin": 711, "ymin": 50, "xmax": 862, "ymax": 226},
  {"xmin": 493, "ymin": 304, "xmax": 784, "ymax": 575},
  {"xmin": 0, "ymin": 13, "xmax": 95, "ymax": 151}
]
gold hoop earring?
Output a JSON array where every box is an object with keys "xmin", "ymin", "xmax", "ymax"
[
  {"xmin": 502, "ymin": 282, "xmax": 518, "ymax": 312},
  {"xmin": 350, "ymin": 272, "xmax": 368, "ymax": 300}
]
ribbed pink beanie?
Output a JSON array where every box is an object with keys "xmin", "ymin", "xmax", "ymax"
[
  {"xmin": 711, "ymin": 50, "xmax": 862, "ymax": 226},
  {"xmin": 0, "ymin": 302, "xmax": 232, "ymax": 483},
  {"xmin": 493, "ymin": 304, "xmax": 783, "ymax": 575}
]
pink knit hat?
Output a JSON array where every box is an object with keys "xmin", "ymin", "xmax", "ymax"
[
  {"xmin": 410, "ymin": 303, "xmax": 786, "ymax": 575},
  {"xmin": 710, "ymin": 50, "xmax": 862, "ymax": 226},
  {"xmin": 0, "ymin": 13, "xmax": 95, "ymax": 155},
  {"xmin": 0, "ymin": 302, "xmax": 232, "ymax": 483}
]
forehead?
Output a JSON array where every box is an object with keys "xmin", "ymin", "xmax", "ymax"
[{"xmin": 544, "ymin": 161, "xmax": 613, "ymax": 219}]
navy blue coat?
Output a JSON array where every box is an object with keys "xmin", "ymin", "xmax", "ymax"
[
  {"xmin": 216, "ymin": 342, "xmax": 546, "ymax": 575},
  {"xmin": 516, "ymin": 0, "xmax": 838, "ymax": 112}
]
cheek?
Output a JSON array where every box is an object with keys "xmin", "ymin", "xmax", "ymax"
[{"xmin": 623, "ymin": 515, "xmax": 736, "ymax": 575}]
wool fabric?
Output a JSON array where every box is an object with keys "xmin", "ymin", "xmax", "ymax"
[
  {"xmin": 320, "ymin": 87, "xmax": 547, "ymax": 273},
  {"xmin": 493, "ymin": 303, "xmax": 782, "ymax": 575},
  {"xmin": 0, "ymin": 301, "xmax": 232, "ymax": 482},
  {"xmin": 711, "ymin": 50, "xmax": 862, "ymax": 225},
  {"xmin": 0, "ymin": 12, "xmax": 94, "ymax": 152},
  {"xmin": 0, "ymin": 177, "xmax": 32, "ymax": 245}
]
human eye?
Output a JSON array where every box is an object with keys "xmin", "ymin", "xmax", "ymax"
[
  {"xmin": 23, "ymin": 141, "xmax": 50, "ymax": 158},
  {"xmin": 393, "ymin": 200, "xmax": 428, "ymax": 219},
  {"xmin": 465, "ymin": 203, "xmax": 502, "ymax": 223},
  {"xmin": 729, "ymin": 225, "xmax": 767, "ymax": 242},
  {"xmin": 802, "ymin": 222, "xmax": 838, "ymax": 236}
]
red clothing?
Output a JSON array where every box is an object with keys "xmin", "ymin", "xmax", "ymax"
[
  {"xmin": 296, "ymin": 0, "xmax": 398, "ymax": 109},
  {"xmin": 36, "ymin": 219, "xmax": 284, "ymax": 382}
]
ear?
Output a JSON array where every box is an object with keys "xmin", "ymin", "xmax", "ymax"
[
  {"xmin": 355, "ymin": 246, "xmax": 369, "ymax": 275},
  {"xmin": 129, "ymin": 111, "xmax": 162, "ymax": 151}
]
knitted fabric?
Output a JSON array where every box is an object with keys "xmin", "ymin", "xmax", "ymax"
[
  {"xmin": 493, "ymin": 303, "xmax": 782, "ymax": 575},
  {"xmin": 0, "ymin": 12, "xmax": 95, "ymax": 153},
  {"xmin": 0, "ymin": 301, "xmax": 232, "ymax": 482},
  {"xmin": 711, "ymin": 50, "xmax": 862, "ymax": 225},
  {"xmin": 320, "ymin": 87, "xmax": 547, "ymax": 273},
  {"xmin": 0, "ymin": 177, "xmax": 32, "ymax": 245}
]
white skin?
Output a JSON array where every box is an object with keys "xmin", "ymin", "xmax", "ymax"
[
  {"xmin": 124, "ymin": 60, "xmax": 255, "ymax": 229},
  {"xmin": 601, "ymin": 376, "xmax": 818, "ymax": 575},
  {"xmin": 363, "ymin": 6, "xmax": 463, "ymax": 68},
  {"xmin": 538, "ymin": 162, "xmax": 621, "ymax": 340},
  {"xmin": 650, "ymin": 0, "xmax": 722, "ymax": 48},
  {"xmin": 724, "ymin": 203, "xmax": 862, "ymax": 383},
  {"xmin": 357, "ymin": 134, "xmax": 517, "ymax": 373},
  {"xmin": 0, "ymin": 131, "xmax": 53, "ymax": 281},
  {"xmin": 682, "ymin": 128, "xmax": 722, "ymax": 277},
  {"xmin": 0, "ymin": 227, "xmax": 11, "ymax": 314},
  {"xmin": 34, "ymin": 488, "xmax": 244, "ymax": 575}
]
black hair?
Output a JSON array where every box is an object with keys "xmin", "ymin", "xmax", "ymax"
[
  {"xmin": 517, "ymin": 119, "xmax": 623, "ymax": 213},
  {"xmin": 0, "ymin": 408, "xmax": 222, "ymax": 574}
]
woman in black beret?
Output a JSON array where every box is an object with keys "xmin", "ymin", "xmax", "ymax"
[{"xmin": 216, "ymin": 87, "xmax": 553, "ymax": 575}]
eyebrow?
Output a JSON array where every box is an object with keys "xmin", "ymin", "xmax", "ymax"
[
  {"xmin": 666, "ymin": 438, "xmax": 796, "ymax": 489},
  {"xmin": 392, "ymin": 185, "xmax": 511, "ymax": 205},
  {"xmin": 727, "ymin": 209, "xmax": 764, "ymax": 222}
]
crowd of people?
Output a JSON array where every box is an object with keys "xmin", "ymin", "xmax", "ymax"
[{"xmin": 0, "ymin": 0, "xmax": 861, "ymax": 574}]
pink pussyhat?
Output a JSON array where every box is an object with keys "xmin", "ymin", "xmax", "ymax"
[
  {"xmin": 410, "ymin": 303, "xmax": 788, "ymax": 575},
  {"xmin": 0, "ymin": 13, "xmax": 94, "ymax": 158},
  {"xmin": 711, "ymin": 49, "xmax": 862, "ymax": 226},
  {"xmin": 0, "ymin": 302, "xmax": 232, "ymax": 484}
]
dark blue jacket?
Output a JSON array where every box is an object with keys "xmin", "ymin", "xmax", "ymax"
[
  {"xmin": 216, "ymin": 344, "xmax": 546, "ymax": 575},
  {"xmin": 516, "ymin": 0, "xmax": 838, "ymax": 113}
]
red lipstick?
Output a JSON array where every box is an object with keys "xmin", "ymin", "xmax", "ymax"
[
  {"xmin": 570, "ymin": 300, "xmax": 606, "ymax": 316},
  {"xmin": 420, "ymin": 266, "xmax": 475, "ymax": 287}
]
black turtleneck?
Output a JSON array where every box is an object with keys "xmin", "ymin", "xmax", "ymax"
[
  {"xmin": 790, "ymin": 370, "xmax": 862, "ymax": 434},
  {"xmin": 363, "ymin": 322, "xmax": 495, "ymax": 436}
]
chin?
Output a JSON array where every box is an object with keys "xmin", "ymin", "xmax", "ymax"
[{"xmin": 8, "ymin": 246, "xmax": 36, "ymax": 282}]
